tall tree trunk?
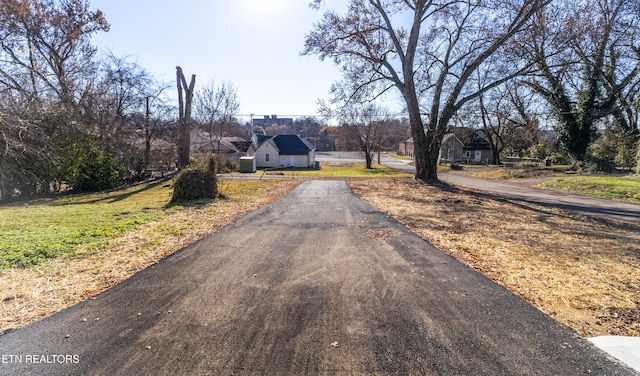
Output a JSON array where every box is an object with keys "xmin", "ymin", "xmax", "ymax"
[
  {"xmin": 364, "ymin": 149, "xmax": 373, "ymax": 169},
  {"xmin": 411, "ymin": 122, "xmax": 431, "ymax": 180},
  {"xmin": 176, "ymin": 66, "xmax": 196, "ymax": 168},
  {"xmin": 405, "ymin": 85, "xmax": 434, "ymax": 180}
]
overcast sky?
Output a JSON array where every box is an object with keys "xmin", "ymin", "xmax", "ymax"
[{"xmin": 90, "ymin": 0, "xmax": 355, "ymax": 120}]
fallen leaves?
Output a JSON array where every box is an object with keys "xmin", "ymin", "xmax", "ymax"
[{"xmin": 349, "ymin": 177, "xmax": 640, "ymax": 338}]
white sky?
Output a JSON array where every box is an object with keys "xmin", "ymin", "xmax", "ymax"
[{"xmin": 90, "ymin": 0, "xmax": 350, "ymax": 119}]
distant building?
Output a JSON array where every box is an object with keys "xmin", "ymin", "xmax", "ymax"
[
  {"xmin": 190, "ymin": 130, "xmax": 255, "ymax": 161},
  {"xmin": 252, "ymin": 115, "xmax": 293, "ymax": 128},
  {"xmin": 399, "ymin": 138, "xmax": 415, "ymax": 158},
  {"xmin": 399, "ymin": 128, "xmax": 493, "ymax": 164},
  {"xmin": 255, "ymin": 134, "xmax": 316, "ymax": 168}
]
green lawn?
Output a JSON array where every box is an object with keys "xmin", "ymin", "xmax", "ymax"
[
  {"xmin": 297, "ymin": 163, "xmax": 412, "ymax": 177},
  {"xmin": 0, "ymin": 181, "xmax": 172, "ymax": 269},
  {"xmin": 250, "ymin": 162, "xmax": 413, "ymax": 178},
  {"xmin": 539, "ymin": 175, "xmax": 640, "ymax": 203}
]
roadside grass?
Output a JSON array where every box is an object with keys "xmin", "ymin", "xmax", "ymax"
[
  {"xmin": 1, "ymin": 178, "xmax": 301, "ymax": 332},
  {"xmin": 467, "ymin": 165, "xmax": 568, "ymax": 180},
  {"xmin": 261, "ymin": 162, "xmax": 413, "ymax": 178},
  {"xmin": 0, "ymin": 178, "xmax": 294, "ymax": 270},
  {"xmin": 540, "ymin": 175, "xmax": 640, "ymax": 203},
  {"xmin": 387, "ymin": 152, "xmax": 414, "ymax": 161},
  {"xmin": 459, "ymin": 165, "xmax": 640, "ymax": 203},
  {"xmin": 0, "ymin": 181, "xmax": 172, "ymax": 270}
]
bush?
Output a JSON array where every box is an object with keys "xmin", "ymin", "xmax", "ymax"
[
  {"xmin": 549, "ymin": 151, "xmax": 572, "ymax": 165},
  {"xmin": 579, "ymin": 157, "xmax": 615, "ymax": 174},
  {"xmin": 63, "ymin": 141, "xmax": 126, "ymax": 192},
  {"xmin": 171, "ymin": 159, "xmax": 219, "ymax": 203},
  {"xmin": 192, "ymin": 152, "xmax": 239, "ymax": 173}
]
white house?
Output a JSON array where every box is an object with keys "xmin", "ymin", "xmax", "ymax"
[{"xmin": 254, "ymin": 134, "xmax": 316, "ymax": 168}]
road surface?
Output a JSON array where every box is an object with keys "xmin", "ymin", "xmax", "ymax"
[
  {"xmin": 380, "ymin": 154, "xmax": 640, "ymax": 223},
  {"xmin": 0, "ymin": 181, "xmax": 633, "ymax": 375}
]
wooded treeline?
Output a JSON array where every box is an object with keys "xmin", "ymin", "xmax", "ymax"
[{"xmin": 0, "ymin": 0, "xmax": 180, "ymax": 201}]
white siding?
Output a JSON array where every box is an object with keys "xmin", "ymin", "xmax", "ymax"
[{"xmin": 255, "ymin": 141, "xmax": 279, "ymax": 168}]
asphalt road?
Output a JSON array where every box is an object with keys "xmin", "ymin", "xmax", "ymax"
[
  {"xmin": 0, "ymin": 181, "xmax": 634, "ymax": 375},
  {"xmin": 440, "ymin": 173, "xmax": 640, "ymax": 223},
  {"xmin": 380, "ymin": 154, "xmax": 640, "ymax": 223}
]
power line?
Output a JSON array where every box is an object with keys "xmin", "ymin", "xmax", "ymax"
[{"xmin": 236, "ymin": 114, "xmax": 325, "ymax": 117}]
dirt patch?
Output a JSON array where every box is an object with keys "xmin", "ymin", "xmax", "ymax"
[{"xmin": 348, "ymin": 178, "xmax": 640, "ymax": 338}]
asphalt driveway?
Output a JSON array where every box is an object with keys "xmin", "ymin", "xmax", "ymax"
[{"xmin": 0, "ymin": 181, "xmax": 635, "ymax": 375}]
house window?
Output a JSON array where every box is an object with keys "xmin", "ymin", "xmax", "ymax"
[
  {"xmin": 463, "ymin": 151, "xmax": 471, "ymax": 158},
  {"xmin": 265, "ymin": 153, "xmax": 270, "ymax": 162}
]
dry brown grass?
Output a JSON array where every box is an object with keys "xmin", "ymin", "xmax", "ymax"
[
  {"xmin": 0, "ymin": 179, "xmax": 301, "ymax": 334},
  {"xmin": 348, "ymin": 178, "xmax": 640, "ymax": 338}
]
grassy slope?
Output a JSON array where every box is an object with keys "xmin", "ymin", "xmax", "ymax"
[
  {"xmin": 540, "ymin": 175, "xmax": 640, "ymax": 203},
  {"xmin": 0, "ymin": 181, "xmax": 171, "ymax": 269},
  {"xmin": 464, "ymin": 165, "xmax": 640, "ymax": 203},
  {"xmin": 0, "ymin": 179, "xmax": 303, "ymax": 270}
]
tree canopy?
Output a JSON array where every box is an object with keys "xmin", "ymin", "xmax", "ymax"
[{"xmin": 304, "ymin": 0, "xmax": 548, "ymax": 180}]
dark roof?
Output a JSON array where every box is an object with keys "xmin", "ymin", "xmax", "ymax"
[
  {"xmin": 463, "ymin": 142, "xmax": 491, "ymax": 151},
  {"xmin": 230, "ymin": 140, "xmax": 254, "ymax": 152},
  {"xmin": 257, "ymin": 134, "xmax": 272, "ymax": 144},
  {"xmin": 270, "ymin": 134, "xmax": 314, "ymax": 155}
]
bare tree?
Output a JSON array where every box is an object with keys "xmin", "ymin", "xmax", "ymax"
[
  {"xmin": 176, "ymin": 66, "xmax": 196, "ymax": 168},
  {"xmin": 304, "ymin": 0, "xmax": 548, "ymax": 180},
  {"xmin": 0, "ymin": 98, "xmax": 52, "ymax": 199},
  {"xmin": 194, "ymin": 79, "xmax": 239, "ymax": 153},
  {"xmin": 336, "ymin": 104, "xmax": 389, "ymax": 169},
  {"xmin": 0, "ymin": 0, "xmax": 109, "ymax": 109},
  {"xmin": 141, "ymin": 86, "xmax": 174, "ymax": 176},
  {"xmin": 472, "ymin": 82, "xmax": 541, "ymax": 164}
]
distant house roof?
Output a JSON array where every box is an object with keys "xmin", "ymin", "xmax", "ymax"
[
  {"xmin": 257, "ymin": 134, "xmax": 272, "ymax": 144},
  {"xmin": 230, "ymin": 140, "xmax": 255, "ymax": 153},
  {"xmin": 191, "ymin": 133, "xmax": 255, "ymax": 154},
  {"xmin": 259, "ymin": 134, "xmax": 315, "ymax": 155}
]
